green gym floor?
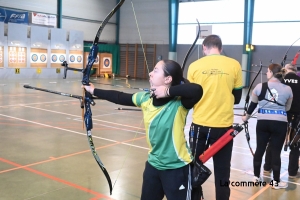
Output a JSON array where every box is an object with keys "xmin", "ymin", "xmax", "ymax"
[{"xmin": 0, "ymin": 77, "xmax": 299, "ymax": 200}]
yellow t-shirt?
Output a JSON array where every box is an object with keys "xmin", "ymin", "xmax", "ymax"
[{"xmin": 188, "ymin": 54, "xmax": 243, "ymax": 127}]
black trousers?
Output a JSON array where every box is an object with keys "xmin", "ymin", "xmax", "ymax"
[
  {"xmin": 255, "ymin": 120, "xmax": 287, "ymax": 181},
  {"xmin": 264, "ymin": 113, "xmax": 300, "ymax": 176},
  {"xmin": 189, "ymin": 123, "xmax": 232, "ymax": 200},
  {"xmin": 141, "ymin": 161, "xmax": 191, "ymax": 200}
]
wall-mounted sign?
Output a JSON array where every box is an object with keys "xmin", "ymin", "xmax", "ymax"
[
  {"xmin": 15, "ymin": 68, "xmax": 20, "ymax": 74},
  {"xmin": 0, "ymin": 8, "xmax": 28, "ymax": 24},
  {"xmin": 30, "ymin": 12, "xmax": 56, "ymax": 27}
]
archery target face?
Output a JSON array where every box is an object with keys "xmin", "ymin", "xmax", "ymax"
[
  {"xmin": 103, "ymin": 57, "xmax": 111, "ymax": 68},
  {"xmin": 69, "ymin": 54, "xmax": 83, "ymax": 64},
  {"xmin": 18, "ymin": 50, "xmax": 25, "ymax": 63},
  {"xmin": 40, "ymin": 54, "xmax": 46, "ymax": 62},
  {"xmin": 59, "ymin": 55, "xmax": 65, "ymax": 62},
  {"xmin": 9, "ymin": 47, "xmax": 17, "ymax": 63},
  {"xmin": 31, "ymin": 54, "xmax": 38, "ymax": 62},
  {"xmin": 51, "ymin": 53, "xmax": 66, "ymax": 63},
  {"xmin": 8, "ymin": 47, "xmax": 26, "ymax": 64},
  {"xmin": 0, "ymin": 47, "xmax": 3, "ymax": 64},
  {"xmin": 30, "ymin": 53, "xmax": 47, "ymax": 63},
  {"xmin": 70, "ymin": 55, "xmax": 75, "ymax": 62}
]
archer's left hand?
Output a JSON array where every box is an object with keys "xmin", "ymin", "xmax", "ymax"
[
  {"xmin": 82, "ymin": 83, "xmax": 95, "ymax": 95},
  {"xmin": 241, "ymin": 114, "xmax": 250, "ymax": 122}
]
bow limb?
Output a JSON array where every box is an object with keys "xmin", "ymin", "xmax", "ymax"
[
  {"xmin": 182, "ymin": 19, "xmax": 200, "ymax": 72},
  {"xmin": 291, "ymin": 50, "xmax": 300, "ymax": 66},
  {"xmin": 243, "ymin": 61, "xmax": 263, "ymax": 156},
  {"xmin": 82, "ymin": 0, "xmax": 126, "ymax": 86},
  {"xmin": 82, "ymin": 0, "xmax": 125, "ymax": 195},
  {"xmin": 244, "ymin": 61, "xmax": 262, "ymax": 110},
  {"xmin": 281, "ymin": 37, "xmax": 300, "ymax": 67}
]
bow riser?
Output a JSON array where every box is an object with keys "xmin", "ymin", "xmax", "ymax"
[
  {"xmin": 84, "ymin": 96, "xmax": 94, "ymax": 131},
  {"xmin": 82, "ymin": 45, "xmax": 98, "ymax": 86},
  {"xmin": 243, "ymin": 62, "xmax": 262, "ymax": 156}
]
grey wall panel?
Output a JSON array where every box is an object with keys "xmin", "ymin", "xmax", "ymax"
[
  {"xmin": 62, "ymin": 19, "xmax": 116, "ymax": 42},
  {"xmin": 0, "ymin": 0, "xmax": 57, "ymax": 14},
  {"xmin": 69, "ymin": 30, "xmax": 83, "ymax": 50},
  {"xmin": 30, "ymin": 26, "xmax": 49, "ymax": 49},
  {"xmin": 119, "ymin": 0, "xmax": 168, "ymax": 44},
  {"xmin": 50, "ymin": 28, "xmax": 67, "ymax": 49},
  {"xmin": 62, "ymin": 0, "xmax": 117, "ymax": 22},
  {"xmin": 0, "ymin": 22, "xmax": 4, "ymax": 45},
  {"xmin": 8, "ymin": 23, "xmax": 27, "ymax": 47}
]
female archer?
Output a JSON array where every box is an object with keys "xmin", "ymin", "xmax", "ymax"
[
  {"xmin": 242, "ymin": 63, "xmax": 293, "ymax": 189},
  {"xmin": 83, "ymin": 60, "xmax": 203, "ymax": 200}
]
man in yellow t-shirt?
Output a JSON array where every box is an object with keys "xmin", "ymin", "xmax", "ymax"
[{"xmin": 187, "ymin": 35, "xmax": 243, "ymax": 200}]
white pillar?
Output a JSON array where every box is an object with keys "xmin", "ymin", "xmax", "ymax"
[
  {"xmin": 168, "ymin": 52, "xmax": 177, "ymax": 61},
  {"xmin": 242, "ymin": 53, "xmax": 248, "ymax": 87}
]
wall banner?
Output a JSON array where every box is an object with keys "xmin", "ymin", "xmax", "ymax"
[
  {"xmin": 30, "ymin": 12, "xmax": 56, "ymax": 27},
  {"xmin": 0, "ymin": 8, "xmax": 28, "ymax": 24}
]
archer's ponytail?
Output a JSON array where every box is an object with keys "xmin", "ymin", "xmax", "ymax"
[{"xmin": 269, "ymin": 63, "xmax": 284, "ymax": 81}]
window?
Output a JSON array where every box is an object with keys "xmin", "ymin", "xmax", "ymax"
[
  {"xmin": 252, "ymin": 0, "xmax": 300, "ymax": 45},
  {"xmin": 178, "ymin": 0, "xmax": 300, "ymax": 46},
  {"xmin": 178, "ymin": 0, "xmax": 244, "ymax": 45}
]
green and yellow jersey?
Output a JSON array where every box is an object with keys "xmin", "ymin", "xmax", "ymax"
[{"xmin": 132, "ymin": 92, "xmax": 193, "ymax": 170}]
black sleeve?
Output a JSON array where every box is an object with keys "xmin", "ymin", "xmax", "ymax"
[
  {"xmin": 169, "ymin": 83, "xmax": 203, "ymax": 109},
  {"xmin": 247, "ymin": 101, "xmax": 258, "ymax": 115},
  {"xmin": 232, "ymin": 88, "xmax": 242, "ymax": 104},
  {"xmin": 93, "ymin": 88, "xmax": 135, "ymax": 106}
]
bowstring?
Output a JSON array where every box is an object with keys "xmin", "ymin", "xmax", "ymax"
[
  {"xmin": 112, "ymin": 0, "xmax": 150, "ymax": 190},
  {"xmin": 131, "ymin": 0, "xmax": 150, "ymax": 75}
]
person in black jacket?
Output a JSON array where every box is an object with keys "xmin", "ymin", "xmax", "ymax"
[
  {"xmin": 83, "ymin": 60, "xmax": 203, "ymax": 200},
  {"xmin": 264, "ymin": 63, "xmax": 300, "ymax": 178}
]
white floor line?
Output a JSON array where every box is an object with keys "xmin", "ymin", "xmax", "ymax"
[
  {"xmin": 0, "ymin": 113, "xmax": 116, "ymax": 143},
  {"xmin": 21, "ymin": 105, "xmax": 145, "ymax": 130},
  {"xmin": 72, "ymin": 118, "xmax": 145, "ymax": 135},
  {"xmin": 0, "ymin": 99, "xmax": 77, "ymax": 108},
  {"xmin": 21, "ymin": 105, "xmax": 291, "ymax": 159}
]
